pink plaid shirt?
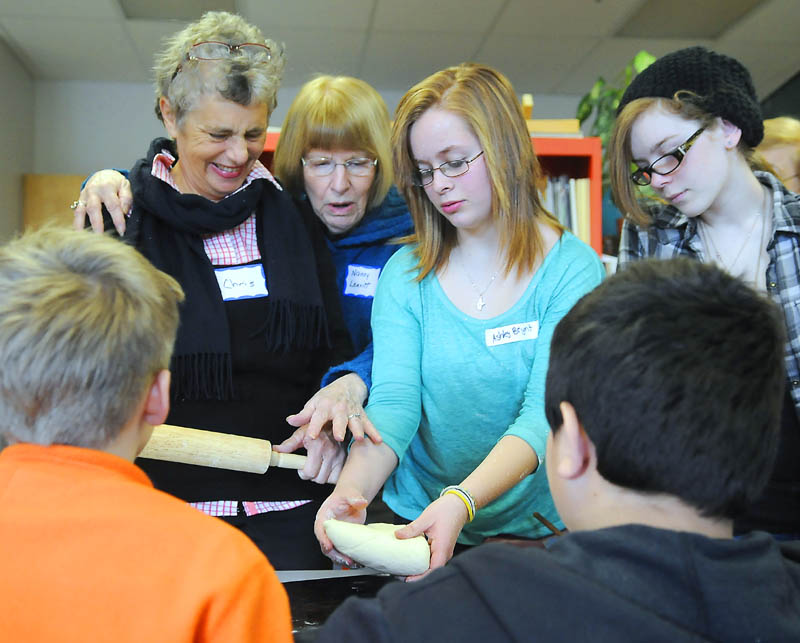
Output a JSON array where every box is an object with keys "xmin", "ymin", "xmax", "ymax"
[
  {"xmin": 189, "ymin": 500, "xmax": 312, "ymax": 517},
  {"xmin": 152, "ymin": 150, "xmax": 309, "ymax": 518},
  {"xmin": 150, "ymin": 149, "xmax": 282, "ymax": 266}
]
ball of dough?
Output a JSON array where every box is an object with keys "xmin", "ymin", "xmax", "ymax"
[{"xmin": 324, "ymin": 519, "xmax": 430, "ymax": 576}]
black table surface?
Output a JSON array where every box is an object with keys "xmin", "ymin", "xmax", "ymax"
[{"xmin": 285, "ymin": 574, "xmax": 396, "ymax": 642}]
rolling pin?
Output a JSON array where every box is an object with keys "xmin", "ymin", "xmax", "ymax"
[{"xmin": 138, "ymin": 424, "xmax": 307, "ymax": 474}]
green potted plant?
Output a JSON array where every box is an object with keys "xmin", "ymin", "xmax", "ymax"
[
  {"xmin": 577, "ymin": 50, "xmax": 656, "ymax": 254},
  {"xmin": 577, "ymin": 49, "xmax": 656, "ymax": 191}
]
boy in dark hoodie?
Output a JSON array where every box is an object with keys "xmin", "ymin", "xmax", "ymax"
[{"xmin": 317, "ymin": 258, "xmax": 800, "ymax": 642}]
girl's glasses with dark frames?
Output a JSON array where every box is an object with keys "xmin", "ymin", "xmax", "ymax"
[
  {"xmin": 630, "ymin": 127, "xmax": 706, "ymax": 186},
  {"xmin": 413, "ymin": 151, "xmax": 484, "ymax": 187}
]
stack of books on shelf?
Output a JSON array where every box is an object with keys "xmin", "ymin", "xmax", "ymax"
[
  {"xmin": 541, "ymin": 175, "xmax": 592, "ymax": 246},
  {"xmin": 526, "ymin": 118, "xmax": 583, "ymax": 138},
  {"xmin": 521, "ymin": 96, "xmax": 592, "ymax": 247},
  {"xmin": 522, "ymin": 93, "xmax": 583, "ymax": 138}
]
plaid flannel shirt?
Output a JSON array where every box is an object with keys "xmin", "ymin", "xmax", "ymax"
[
  {"xmin": 151, "ymin": 149, "xmax": 282, "ymax": 266},
  {"xmin": 618, "ymin": 171, "xmax": 800, "ymax": 410}
]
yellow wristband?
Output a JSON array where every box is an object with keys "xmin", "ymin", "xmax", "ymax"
[{"xmin": 440, "ymin": 485, "xmax": 476, "ymax": 522}]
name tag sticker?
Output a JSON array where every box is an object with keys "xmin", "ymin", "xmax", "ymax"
[
  {"xmin": 214, "ymin": 264, "xmax": 269, "ymax": 301},
  {"xmin": 344, "ymin": 264, "xmax": 381, "ymax": 298},
  {"xmin": 485, "ymin": 321, "xmax": 539, "ymax": 347}
]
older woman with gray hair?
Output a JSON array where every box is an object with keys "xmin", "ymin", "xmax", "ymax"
[{"xmin": 74, "ymin": 11, "xmax": 370, "ymax": 569}]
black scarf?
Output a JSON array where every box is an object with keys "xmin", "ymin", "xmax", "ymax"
[{"xmin": 126, "ymin": 137, "xmax": 329, "ymax": 400}]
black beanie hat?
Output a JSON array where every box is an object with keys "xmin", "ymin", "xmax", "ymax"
[{"xmin": 617, "ymin": 46, "xmax": 763, "ymax": 147}]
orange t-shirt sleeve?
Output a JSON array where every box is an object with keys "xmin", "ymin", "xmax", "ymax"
[{"xmin": 201, "ymin": 553, "xmax": 293, "ymax": 642}]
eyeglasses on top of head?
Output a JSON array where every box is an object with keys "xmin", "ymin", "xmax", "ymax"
[
  {"xmin": 630, "ymin": 127, "xmax": 706, "ymax": 186},
  {"xmin": 188, "ymin": 41, "xmax": 275, "ymax": 61},
  {"xmin": 172, "ymin": 41, "xmax": 275, "ymax": 80},
  {"xmin": 413, "ymin": 151, "xmax": 485, "ymax": 187},
  {"xmin": 301, "ymin": 157, "xmax": 377, "ymax": 177}
]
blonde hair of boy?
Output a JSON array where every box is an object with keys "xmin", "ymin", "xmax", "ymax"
[{"xmin": 0, "ymin": 227, "xmax": 184, "ymax": 448}]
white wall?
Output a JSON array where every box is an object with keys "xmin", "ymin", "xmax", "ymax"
[
  {"xmin": 33, "ymin": 80, "xmax": 581, "ymax": 175},
  {"xmin": 0, "ymin": 40, "xmax": 34, "ymax": 240},
  {"xmin": 33, "ymin": 81, "xmax": 163, "ymax": 176}
]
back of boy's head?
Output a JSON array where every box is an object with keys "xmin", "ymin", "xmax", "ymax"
[
  {"xmin": 545, "ymin": 258, "xmax": 785, "ymax": 519},
  {"xmin": 0, "ymin": 227, "xmax": 184, "ymax": 448}
]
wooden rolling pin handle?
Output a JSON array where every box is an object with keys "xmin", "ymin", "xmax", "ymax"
[
  {"xmin": 269, "ymin": 451, "xmax": 307, "ymax": 470},
  {"xmin": 139, "ymin": 424, "xmax": 308, "ymax": 475}
]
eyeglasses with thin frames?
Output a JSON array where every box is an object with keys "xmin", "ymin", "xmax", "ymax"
[
  {"xmin": 630, "ymin": 127, "xmax": 706, "ymax": 186},
  {"xmin": 302, "ymin": 157, "xmax": 377, "ymax": 177},
  {"xmin": 171, "ymin": 41, "xmax": 275, "ymax": 81},
  {"xmin": 413, "ymin": 151, "xmax": 484, "ymax": 187}
]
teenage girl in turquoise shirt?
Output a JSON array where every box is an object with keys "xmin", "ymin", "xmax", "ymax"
[{"xmin": 315, "ymin": 63, "xmax": 604, "ymax": 580}]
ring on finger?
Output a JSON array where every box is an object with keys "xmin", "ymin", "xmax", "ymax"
[
  {"xmin": 347, "ymin": 413, "xmax": 361, "ymax": 419},
  {"xmin": 70, "ymin": 200, "xmax": 85, "ymax": 210}
]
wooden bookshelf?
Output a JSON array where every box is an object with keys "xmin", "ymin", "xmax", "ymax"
[
  {"xmin": 23, "ymin": 174, "xmax": 85, "ymax": 230},
  {"xmin": 260, "ymin": 131, "xmax": 281, "ymax": 169},
  {"xmin": 261, "ymin": 133, "xmax": 603, "ymax": 255},
  {"xmin": 533, "ymin": 136, "xmax": 602, "ymax": 255}
]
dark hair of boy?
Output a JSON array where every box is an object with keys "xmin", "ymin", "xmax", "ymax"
[{"xmin": 545, "ymin": 257, "xmax": 785, "ymax": 519}]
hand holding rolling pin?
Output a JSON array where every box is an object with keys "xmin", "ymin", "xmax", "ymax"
[{"xmin": 274, "ymin": 425, "xmax": 345, "ymax": 484}]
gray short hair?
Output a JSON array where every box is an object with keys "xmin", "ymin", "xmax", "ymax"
[
  {"xmin": 0, "ymin": 227, "xmax": 184, "ymax": 448},
  {"xmin": 153, "ymin": 11, "xmax": 286, "ymax": 125}
]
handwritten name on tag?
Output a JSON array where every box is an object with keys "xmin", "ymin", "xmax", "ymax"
[
  {"xmin": 344, "ymin": 264, "xmax": 381, "ymax": 298},
  {"xmin": 485, "ymin": 321, "xmax": 539, "ymax": 347},
  {"xmin": 214, "ymin": 264, "xmax": 269, "ymax": 301}
]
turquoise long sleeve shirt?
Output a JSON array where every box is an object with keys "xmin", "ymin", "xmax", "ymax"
[{"xmin": 367, "ymin": 232, "xmax": 604, "ymax": 543}]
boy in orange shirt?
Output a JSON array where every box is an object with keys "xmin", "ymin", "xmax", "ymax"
[{"xmin": 0, "ymin": 227, "xmax": 292, "ymax": 642}]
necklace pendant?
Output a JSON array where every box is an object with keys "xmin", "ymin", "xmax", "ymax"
[{"xmin": 476, "ymin": 295, "xmax": 486, "ymax": 311}]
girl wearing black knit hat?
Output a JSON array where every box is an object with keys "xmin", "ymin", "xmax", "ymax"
[{"xmin": 609, "ymin": 46, "xmax": 800, "ymax": 539}]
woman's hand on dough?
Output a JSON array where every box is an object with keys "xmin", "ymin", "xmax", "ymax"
[
  {"xmin": 314, "ymin": 491, "xmax": 369, "ymax": 565},
  {"xmin": 286, "ymin": 373, "xmax": 381, "ymax": 443},
  {"xmin": 394, "ymin": 494, "xmax": 468, "ymax": 581},
  {"xmin": 73, "ymin": 170, "xmax": 132, "ymax": 235},
  {"xmin": 274, "ymin": 426, "xmax": 345, "ymax": 484}
]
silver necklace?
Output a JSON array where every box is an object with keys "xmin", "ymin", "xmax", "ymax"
[
  {"xmin": 698, "ymin": 186, "xmax": 770, "ymax": 287},
  {"xmin": 457, "ymin": 252, "xmax": 499, "ymax": 311},
  {"xmin": 751, "ymin": 197, "xmax": 771, "ymax": 290}
]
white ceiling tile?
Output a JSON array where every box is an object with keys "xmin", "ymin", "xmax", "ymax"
[
  {"xmin": 0, "ymin": 0, "xmax": 795, "ymax": 106},
  {"xmin": 616, "ymin": 0, "xmax": 763, "ymax": 39},
  {"xmin": 553, "ymin": 37, "xmax": 715, "ymax": 95},
  {"xmin": 258, "ymin": 27, "xmax": 368, "ymax": 85},
  {"xmin": 0, "ymin": 0, "xmax": 120, "ymax": 19},
  {"xmin": 476, "ymin": 35, "xmax": 599, "ymax": 95},
  {"xmin": 1, "ymin": 16, "xmax": 146, "ymax": 81},
  {"xmin": 125, "ymin": 19, "xmax": 189, "ymax": 76},
  {"xmin": 359, "ymin": 31, "xmax": 477, "ymax": 93},
  {"xmin": 237, "ymin": 0, "xmax": 375, "ymax": 31},
  {"xmin": 493, "ymin": 0, "xmax": 645, "ymax": 37},
  {"xmin": 372, "ymin": 0, "xmax": 505, "ymax": 33},
  {"xmin": 711, "ymin": 40, "xmax": 800, "ymax": 98},
  {"xmin": 719, "ymin": 0, "xmax": 798, "ymax": 41},
  {"xmin": 119, "ymin": 0, "xmax": 234, "ymax": 20}
]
